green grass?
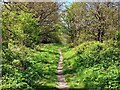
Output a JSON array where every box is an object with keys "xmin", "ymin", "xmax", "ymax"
[{"xmin": 62, "ymin": 47, "xmax": 85, "ymax": 88}]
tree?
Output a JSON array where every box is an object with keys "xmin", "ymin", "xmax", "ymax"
[
  {"xmin": 2, "ymin": 3, "xmax": 39, "ymax": 47},
  {"xmin": 87, "ymin": 3, "xmax": 118, "ymax": 42},
  {"xmin": 62, "ymin": 2, "xmax": 118, "ymax": 47},
  {"xmin": 26, "ymin": 2, "xmax": 63, "ymax": 43},
  {"xmin": 62, "ymin": 2, "xmax": 87, "ymax": 46},
  {"xmin": 2, "ymin": 2, "xmax": 64, "ymax": 46}
]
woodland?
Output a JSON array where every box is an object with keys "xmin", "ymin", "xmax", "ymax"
[{"xmin": 1, "ymin": 2, "xmax": 120, "ymax": 90}]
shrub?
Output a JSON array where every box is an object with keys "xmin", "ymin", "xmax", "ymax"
[{"xmin": 64, "ymin": 41, "xmax": 120, "ymax": 89}]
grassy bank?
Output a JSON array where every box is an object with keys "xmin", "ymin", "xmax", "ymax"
[
  {"xmin": 2, "ymin": 44, "xmax": 62, "ymax": 90},
  {"xmin": 63, "ymin": 41, "xmax": 120, "ymax": 89}
]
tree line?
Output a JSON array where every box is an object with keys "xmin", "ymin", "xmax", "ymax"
[{"xmin": 2, "ymin": 2, "xmax": 120, "ymax": 48}]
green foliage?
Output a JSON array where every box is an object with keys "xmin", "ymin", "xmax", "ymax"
[
  {"xmin": 62, "ymin": 2, "xmax": 87, "ymax": 46},
  {"xmin": 1, "ymin": 44, "xmax": 60, "ymax": 90},
  {"xmin": 2, "ymin": 2, "xmax": 120, "ymax": 90},
  {"xmin": 81, "ymin": 65, "xmax": 120, "ymax": 89},
  {"xmin": 114, "ymin": 30, "xmax": 120, "ymax": 48},
  {"xmin": 63, "ymin": 41, "xmax": 120, "ymax": 89},
  {"xmin": 62, "ymin": 2, "xmax": 118, "ymax": 46},
  {"xmin": 2, "ymin": 9, "xmax": 39, "ymax": 47},
  {"xmin": 115, "ymin": 30, "xmax": 120, "ymax": 40}
]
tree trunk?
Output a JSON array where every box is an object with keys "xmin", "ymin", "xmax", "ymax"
[{"xmin": 97, "ymin": 29, "xmax": 104, "ymax": 42}]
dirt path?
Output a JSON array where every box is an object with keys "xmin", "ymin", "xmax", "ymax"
[{"xmin": 57, "ymin": 49, "xmax": 69, "ymax": 90}]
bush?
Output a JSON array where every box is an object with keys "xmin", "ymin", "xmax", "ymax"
[
  {"xmin": 2, "ymin": 44, "xmax": 59, "ymax": 90},
  {"xmin": 81, "ymin": 65, "xmax": 120, "ymax": 89},
  {"xmin": 75, "ymin": 41, "xmax": 120, "ymax": 68},
  {"xmin": 64, "ymin": 41, "xmax": 120, "ymax": 89}
]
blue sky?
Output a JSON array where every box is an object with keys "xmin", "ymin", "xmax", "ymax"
[{"xmin": 67, "ymin": 0, "xmax": 73, "ymax": 2}]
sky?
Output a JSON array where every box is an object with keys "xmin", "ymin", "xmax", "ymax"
[{"xmin": 67, "ymin": 0, "xmax": 74, "ymax": 2}]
